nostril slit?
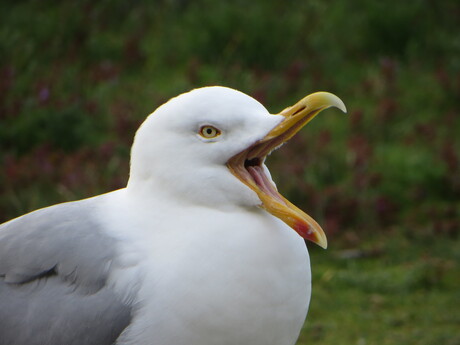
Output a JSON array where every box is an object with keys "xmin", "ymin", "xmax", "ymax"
[{"xmin": 293, "ymin": 105, "xmax": 306, "ymax": 116}]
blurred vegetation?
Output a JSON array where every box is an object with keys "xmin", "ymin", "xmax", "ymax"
[
  {"xmin": 301, "ymin": 233, "xmax": 460, "ymax": 345},
  {"xmin": 0, "ymin": 0, "xmax": 459, "ymax": 343}
]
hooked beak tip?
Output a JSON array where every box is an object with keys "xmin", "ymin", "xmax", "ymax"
[{"xmin": 301, "ymin": 91, "xmax": 347, "ymax": 114}]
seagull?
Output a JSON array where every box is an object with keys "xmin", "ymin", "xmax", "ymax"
[{"xmin": 0, "ymin": 86, "xmax": 346, "ymax": 345}]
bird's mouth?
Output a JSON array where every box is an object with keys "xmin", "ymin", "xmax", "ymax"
[{"xmin": 227, "ymin": 92, "xmax": 346, "ymax": 249}]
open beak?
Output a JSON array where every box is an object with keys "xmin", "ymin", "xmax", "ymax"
[{"xmin": 227, "ymin": 92, "xmax": 346, "ymax": 249}]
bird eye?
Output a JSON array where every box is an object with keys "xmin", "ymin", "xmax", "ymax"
[{"xmin": 199, "ymin": 125, "xmax": 221, "ymax": 139}]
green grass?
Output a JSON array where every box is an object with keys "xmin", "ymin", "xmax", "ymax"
[{"xmin": 299, "ymin": 233, "xmax": 460, "ymax": 344}]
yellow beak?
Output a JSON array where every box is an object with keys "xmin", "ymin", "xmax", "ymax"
[{"xmin": 227, "ymin": 92, "xmax": 346, "ymax": 249}]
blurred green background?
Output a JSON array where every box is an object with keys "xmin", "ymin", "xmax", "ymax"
[{"xmin": 1, "ymin": 0, "xmax": 459, "ymax": 344}]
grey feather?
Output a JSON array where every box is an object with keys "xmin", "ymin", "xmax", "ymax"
[
  {"xmin": 0, "ymin": 199, "xmax": 114, "ymax": 292},
  {"xmin": 0, "ymin": 277, "xmax": 131, "ymax": 345},
  {"xmin": 0, "ymin": 199, "xmax": 133, "ymax": 344}
]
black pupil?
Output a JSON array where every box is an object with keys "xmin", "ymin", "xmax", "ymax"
[{"xmin": 206, "ymin": 128, "xmax": 213, "ymax": 134}]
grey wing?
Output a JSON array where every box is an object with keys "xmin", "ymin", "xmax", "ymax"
[{"xmin": 0, "ymin": 199, "xmax": 132, "ymax": 345}]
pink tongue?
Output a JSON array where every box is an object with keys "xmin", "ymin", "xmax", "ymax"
[{"xmin": 247, "ymin": 166, "xmax": 285, "ymax": 204}]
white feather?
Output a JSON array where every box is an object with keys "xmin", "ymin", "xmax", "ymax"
[{"xmin": 96, "ymin": 86, "xmax": 310, "ymax": 345}]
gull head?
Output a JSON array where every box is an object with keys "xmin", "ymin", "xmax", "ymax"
[{"xmin": 128, "ymin": 86, "xmax": 346, "ymax": 248}]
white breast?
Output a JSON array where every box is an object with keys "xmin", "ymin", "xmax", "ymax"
[{"xmin": 103, "ymin": 192, "xmax": 311, "ymax": 345}]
